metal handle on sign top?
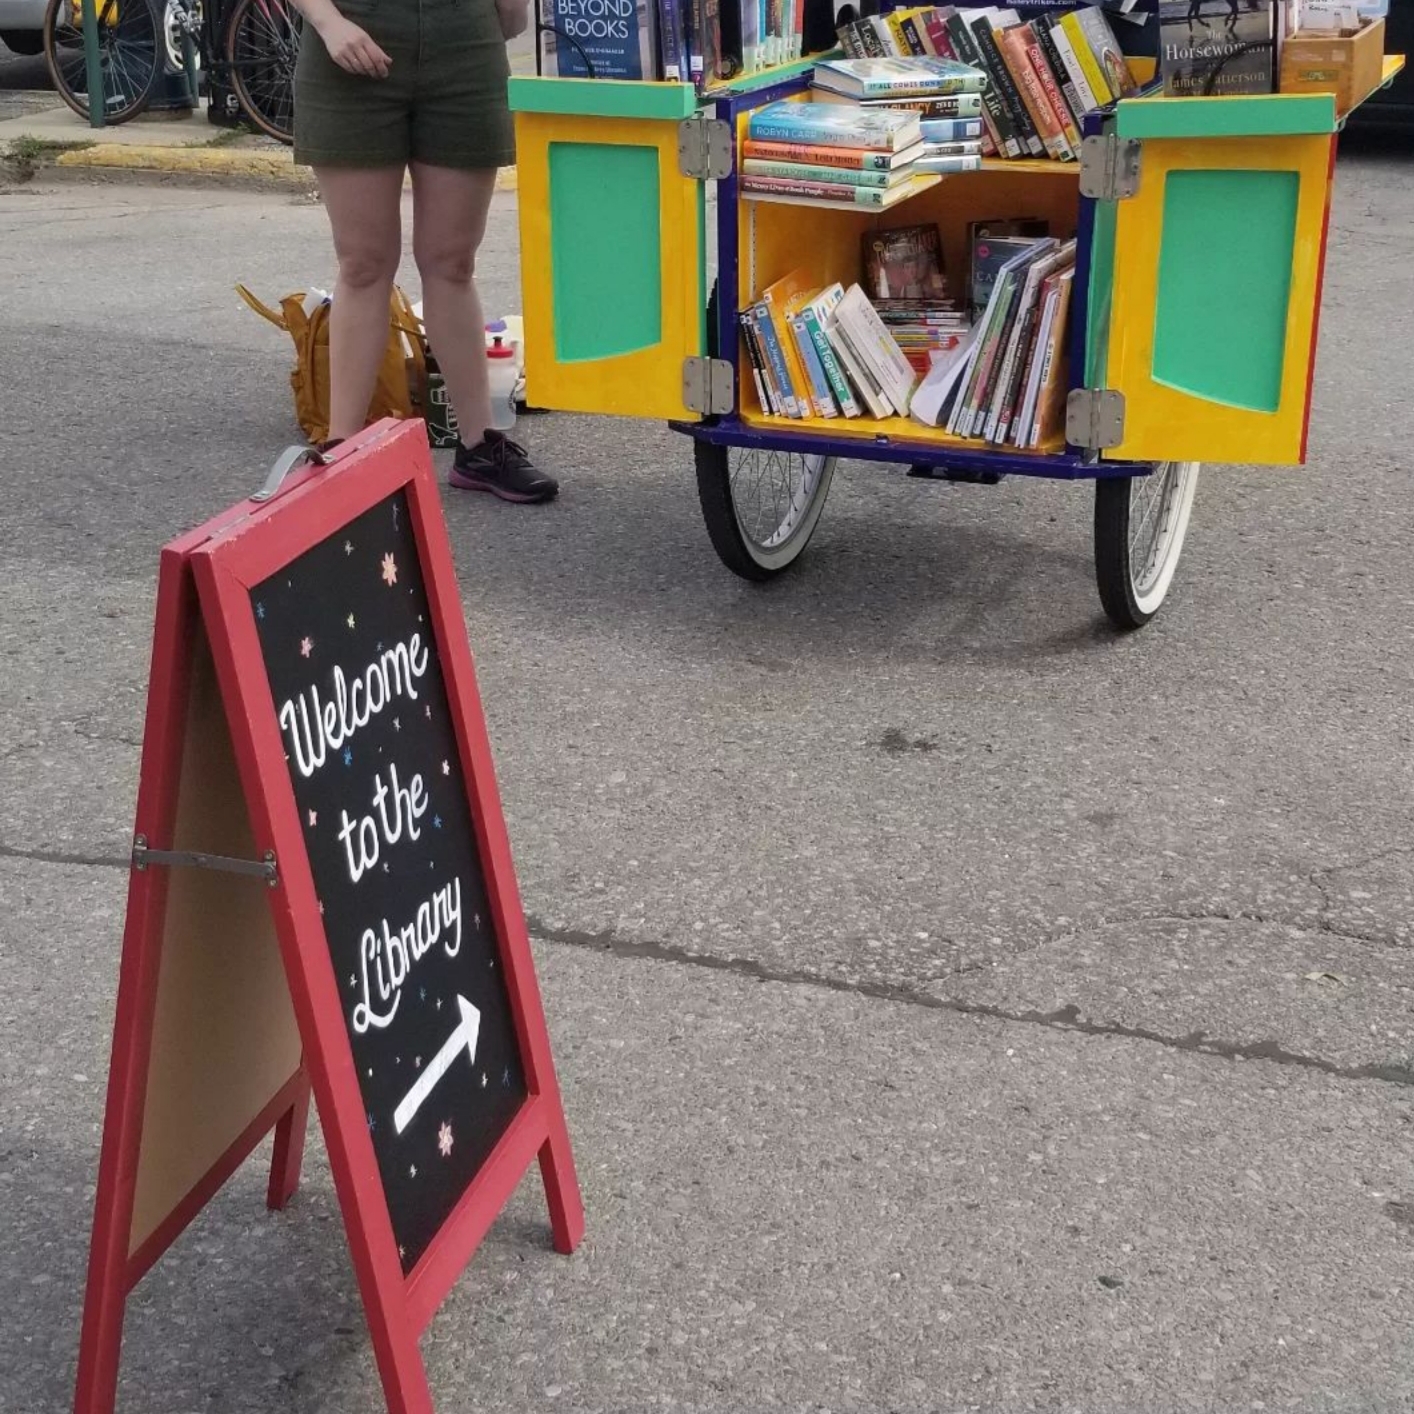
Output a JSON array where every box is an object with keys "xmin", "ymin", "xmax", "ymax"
[{"xmin": 251, "ymin": 445, "xmax": 329, "ymax": 504}]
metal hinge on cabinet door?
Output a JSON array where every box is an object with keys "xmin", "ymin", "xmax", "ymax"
[
  {"xmin": 1078, "ymin": 134, "xmax": 1141, "ymax": 200},
  {"xmin": 1066, "ymin": 388, "xmax": 1126, "ymax": 450},
  {"xmin": 677, "ymin": 116, "xmax": 733, "ymax": 180},
  {"xmin": 682, "ymin": 357, "xmax": 735, "ymax": 415}
]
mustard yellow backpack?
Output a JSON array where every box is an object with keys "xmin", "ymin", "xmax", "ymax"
[{"xmin": 237, "ymin": 284, "xmax": 428, "ymax": 445}]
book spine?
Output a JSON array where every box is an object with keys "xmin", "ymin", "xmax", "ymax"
[
  {"xmin": 969, "ymin": 273, "xmax": 1021, "ymax": 437},
  {"xmin": 986, "ymin": 269, "xmax": 1042, "ymax": 442},
  {"xmin": 1016, "ymin": 287, "xmax": 1056, "ymax": 449},
  {"xmin": 945, "ymin": 12, "xmax": 1012, "ymax": 157},
  {"xmin": 865, "ymin": 15, "xmax": 897, "ymax": 55},
  {"xmin": 1059, "ymin": 11, "xmax": 1114, "ymax": 105},
  {"xmin": 1003, "ymin": 277, "xmax": 1053, "ymax": 446},
  {"xmin": 658, "ymin": 0, "xmax": 685, "ymax": 79},
  {"xmin": 1033, "ymin": 18, "xmax": 1084, "ymax": 140},
  {"xmin": 1024, "ymin": 26, "xmax": 1078, "ymax": 155},
  {"xmin": 682, "ymin": 0, "xmax": 704, "ymax": 88},
  {"xmin": 801, "ymin": 308, "xmax": 861, "ymax": 417},
  {"xmin": 952, "ymin": 273, "xmax": 1011, "ymax": 434},
  {"xmin": 742, "ymin": 140, "xmax": 899, "ymax": 170},
  {"xmin": 789, "ymin": 314, "xmax": 838, "ymax": 417},
  {"xmin": 1001, "ymin": 25, "xmax": 1070, "ymax": 162},
  {"xmin": 919, "ymin": 117, "xmax": 984, "ymax": 141},
  {"xmin": 742, "ymin": 159, "xmax": 893, "ymax": 186},
  {"xmin": 922, "ymin": 10, "xmax": 955, "ymax": 57},
  {"xmin": 920, "ymin": 138, "xmax": 982, "ymax": 157},
  {"xmin": 828, "ymin": 318, "xmax": 894, "ymax": 417},
  {"xmin": 914, "ymin": 154, "xmax": 984, "ymax": 173},
  {"xmin": 899, "ymin": 13, "xmax": 930, "ymax": 54},
  {"xmin": 983, "ymin": 19, "xmax": 1045, "ymax": 158},
  {"xmin": 884, "ymin": 11, "xmax": 913, "ymax": 54},
  {"xmin": 836, "ymin": 20, "xmax": 863, "ymax": 58},
  {"xmin": 1049, "ymin": 16, "xmax": 1101, "ymax": 115},
  {"xmin": 746, "ymin": 117, "xmax": 897, "ymax": 149},
  {"xmin": 852, "ymin": 92, "xmax": 984, "ymax": 117},
  {"xmin": 738, "ymin": 311, "xmax": 774, "ymax": 415},
  {"xmin": 1031, "ymin": 273, "xmax": 1073, "ymax": 446},
  {"xmin": 752, "ymin": 301, "xmax": 801, "ymax": 417}
]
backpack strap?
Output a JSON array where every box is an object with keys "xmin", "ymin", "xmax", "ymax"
[{"xmin": 235, "ymin": 283, "xmax": 291, "ymax": 331}]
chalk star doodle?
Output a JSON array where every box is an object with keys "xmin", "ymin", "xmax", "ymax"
[
  {"xmin": 480, "ymin": 1072, "xmax": 488, "ymax": 1089},
  {"xmin": 409, "ymin": 1164, "xmax": 417, "ymax": 1178},
  {"xmin": 392, "ymin": 501, "xmax": 400, "ymax": 531},
  {"xmin": 502, "ymin": 1067, "xmax": 511, "ymax": 1087},
  {"xmin": 442, "ymin": 760, "xmax": 450, "ymax": 776},
  {"xmin": 419, "ymin": 987, "xmax": 426, "ymax": 1001},
  {"xmin": 399, "ymin": 1245, "xmax": 406, "ymax": 1260},
  {"xmin": 300, "ymin": 637, "xmax": 313, "ymax": 658},
  {"xmin": 347, "ymin": 613, "xmax": 356, "ymax": 629},
  {"xmin": 425, "ymin": 706, "xmax": 432, "ymax": 720},
  {"xmin": 436, "ymin": 998, "xmax": 443, "ymax": 1010},
  {"xmin": 382, "ymin": 861, "xmax": 389, "ymax": 873},
  {"xmin": 433, "ymin": 815, "xmax": 443, "ymax": 830},
  {"xmin": 438, "ymin": 1122, "xmax": 454, "ymax": 1158},
  {"xmin": 344, "ymin": 540, "xmax": 354, "ymax": 555},
  {"xmin": 343, "ymin": 748, "xmax": 353, "ymax": 767},
  {"xmin": 394, "ymin": 717, "xmax": 401, "ymax": 732},
  {"xmin": 256, "ymin": 602, "xmax": 266, "ymax": 620},
  {"xmin": 367, "ymin": 1113, "xmax": 376, "ymax": 1132},
  {"xmin": 308, "ymin": 809, "xmax": 318, "ymax": 827},
  {"xmin": 349, "ymin": 973, "xmax": 356, "ymax": 988},
  {"xmin": 415, "ymin": 1056, "xmax": 422, "ymax": 1068},
  {"xmin": 318, "ymin": 901, "xmax": 325, "ymax": 916},
  {"xmin": 381, "ymin": 553, "xmax": 398, "ymax": 587}
]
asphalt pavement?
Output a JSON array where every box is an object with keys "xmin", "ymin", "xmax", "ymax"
[{"xmin": 1, "ymin": 147, "xmax": 1413, "ymax": 1412}]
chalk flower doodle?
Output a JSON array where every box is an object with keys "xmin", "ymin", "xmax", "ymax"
[
  {"xmin": 438, "ymin": 1122, "xmax": 454, "ymax": 1158},
  {"xmin": 382, "ymin": 553, "xmax": 399, "ymax": 587}
]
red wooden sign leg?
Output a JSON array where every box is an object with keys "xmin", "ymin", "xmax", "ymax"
[
  {"xmin": 539, "ymin": 1102, "xmax": 586, "ymax": 1256},
  {"xmin": 266, "ymin": 1073, "xmax": 312, "ymax": 1211}
]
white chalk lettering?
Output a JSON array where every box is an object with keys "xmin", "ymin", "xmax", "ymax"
[{"xmin": 351, "ymin": 876, "xmax": 463, "ymax": 1033}]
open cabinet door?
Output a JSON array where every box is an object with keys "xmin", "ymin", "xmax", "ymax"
[
  {"xmin": 1087, "ymin": 93, "xmax": 1338, "ymax": 466},
  {"xmin": 510, "ymin": 78, "xmax": 709, "ymax": 422}
]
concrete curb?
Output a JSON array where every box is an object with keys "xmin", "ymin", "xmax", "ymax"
[{"xmin": 51, "ymin": 143, "xmax": 520, "ymax": 192}]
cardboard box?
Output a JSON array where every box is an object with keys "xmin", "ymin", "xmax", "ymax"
[{"xmin": 1280, "ymin": 16, "xmax": 1386, "ymax": 114}]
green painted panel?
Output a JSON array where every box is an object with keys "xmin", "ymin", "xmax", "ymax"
[
  {"xmin": 1152, "ymin": 168, "xmax": 1298, "ymax": 412},
  {"xmin": 1115, "ymin": 93, "xmax": 1336, "ymax": 138},
  {"xmin": 509, "ymin": 76, "xmax": 698, "ymax": 120},
  {"xmin": 1085, "ymin": 197, "xmax": 1117, "ymax": 389},
  {"xmin": 550, "ymin": 143, "xmax": 663, "ymax": 362}
]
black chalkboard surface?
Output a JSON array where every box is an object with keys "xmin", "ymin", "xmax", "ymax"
[{"xmin": 253, "ymin": 490, "xmax": 527, "ymax": 1272}]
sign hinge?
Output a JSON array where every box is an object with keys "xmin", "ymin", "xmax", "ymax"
[
  {"xmin": 132, "ymin": 834, "xmax": 279, "ymax": 887},
  {"xmin": 1078, "ymin": 134, "xmax": 1141, "ymax": 201},
  {"xmin": 682, "ymin": 356, "xmax": 735, "ymax": 415},
  {"xmin": 1065, "ymin": 388, "xmax": 1126, "ymax": 450},
  {"xmin": 677, "ymin": 115, "xmax": 733, "ymax": 181}
]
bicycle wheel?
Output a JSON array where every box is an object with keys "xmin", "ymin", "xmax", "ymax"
[
  {"xmin": 225, "ymin": 0, "xmax": 300, "ymax": 144},
  {"xmin": 695, "ymin": 439, "xmax": 837, "ymax": 581},
  {"xmin": 1093, "ymin": 462, "xmax": 1200, "ymax": 630},
  {"xmin": 44, "ymin": 0, "xmax": 161, "ymax": 125}
]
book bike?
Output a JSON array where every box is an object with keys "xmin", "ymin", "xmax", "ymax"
[{"xmin": 510, "ymin": 8, "xmax": 1402, "ymax": 630}]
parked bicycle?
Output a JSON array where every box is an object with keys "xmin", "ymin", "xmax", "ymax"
[{"xmin": 43, "ymin": 0, "xmax": 299, "ymax": 142}]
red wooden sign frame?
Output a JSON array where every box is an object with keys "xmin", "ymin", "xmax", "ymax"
[{"xmin": 74, "ymin": 422, "xmax": 583, "ymax": 1414}]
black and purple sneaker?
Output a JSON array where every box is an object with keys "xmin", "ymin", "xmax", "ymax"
[{"xmin": 449, "ymin": 431, "xmax": 558, "ymax": 504}]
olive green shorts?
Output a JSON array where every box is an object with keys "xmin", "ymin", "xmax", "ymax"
[{"xmin": 294, "ymin": 0, "xmax": 514, "ymax": 170}]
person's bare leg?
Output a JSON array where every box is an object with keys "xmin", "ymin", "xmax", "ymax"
[
  {"xmin": 410, "ymin": 162, "xmax": 496, "ymax": 444},
  {"xmin": 314, "ymin": 164, "xmax": 405, "ymax": 441}
]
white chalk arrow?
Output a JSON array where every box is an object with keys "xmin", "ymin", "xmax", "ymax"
[{"xmin": 393, "ymin": 994, "xmax": 480, "ymax": 1135}]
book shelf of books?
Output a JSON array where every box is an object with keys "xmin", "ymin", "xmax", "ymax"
[{"xmin": 510, "ymin": 2, "xmax": 1403, "ymax": 618}]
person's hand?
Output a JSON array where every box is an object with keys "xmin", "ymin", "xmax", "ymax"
[
  {"xmin": 495, "ymin": 0, "xmax": 529, "ymax": 39},
  {"xmin": 320, "ymin": 14, "xmax": 392, "ymax": 77}
]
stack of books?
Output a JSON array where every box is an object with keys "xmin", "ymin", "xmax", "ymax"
[
  {"xmin": 739, "ymin": 267, "xmax": 923, "ymax": 420},
  {"xmin": 831, "ymin": 5, "xmax": 1142, "ymax": 161},
  {"xmin": 741, "ymin": 101, "xmax": 940, "ymax": 209},
  {"xmin": 810, "ymin": 56, "xmax": 989, "ymax": 170},
  {"xmin": 911, "ymin": 234, "xmax": 1077, "ymax": 448},
  {"xmin": 862, "ymin": 222, "xmax": 969, "ymax": 375}
]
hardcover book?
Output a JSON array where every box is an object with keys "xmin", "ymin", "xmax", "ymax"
[
  {"xmin": 863, "ymin": 223, "xmax": 949, "ymax": 300},
  {"xmin": 812, "ymin": 54, "xmax": 989, "ymax": 97},
  {"xmin": 541, "ymin": 0, "xmax": 660, "ymax": 79},
  {"xmin": 1158, "ymin": 0, "xmax": 1276, "ymax": 94},
  {"xmin": 747, "ymin": 100, "xmax": 924, "ymax": 150}
]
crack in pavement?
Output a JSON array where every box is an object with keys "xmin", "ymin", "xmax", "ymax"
[
  {"xmin": 2, "ymin": 839, "xmax": 1409, "ymax": 1089},
  {"xmin": 526, "ymin": 916, "xmax": 1414, "ymax": 1091}
]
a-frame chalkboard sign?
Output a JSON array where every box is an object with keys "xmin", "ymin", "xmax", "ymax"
[{"xmin": 73, "ymin": 421, "xmax": 583, "ymax": 1414}]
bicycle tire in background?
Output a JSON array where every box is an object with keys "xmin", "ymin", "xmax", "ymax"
[
  {"xmin": 43, "ymin": 0, "xmax": 162, "ymax": 125},
  {"xmin": 225, "ymin": 0, "xmax": 300, "ymax": 144}
]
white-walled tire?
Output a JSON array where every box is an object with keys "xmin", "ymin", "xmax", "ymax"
[{"xmin": 1093, "ymin": 462, "xmax": 1200, "ymax": 630}]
